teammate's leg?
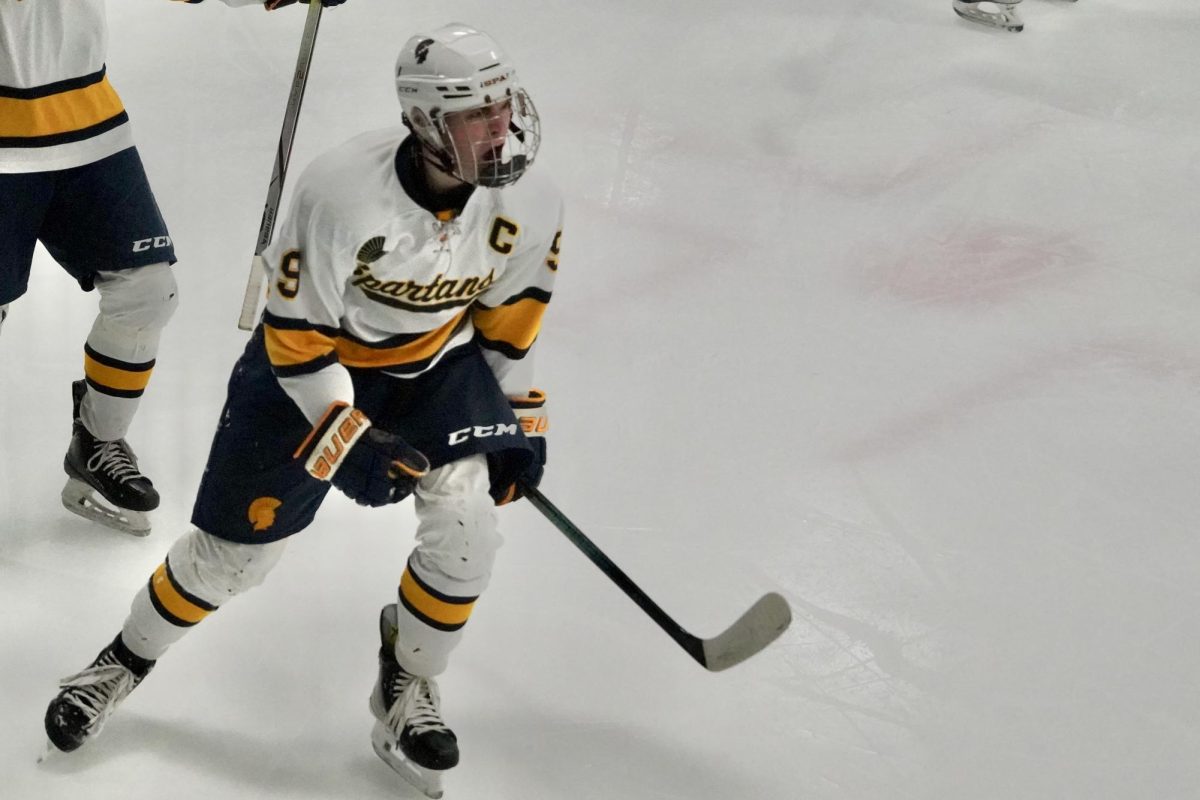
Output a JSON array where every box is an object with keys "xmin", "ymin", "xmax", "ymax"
[
  {"xmin": 60, "ymin": 263, "xmax": 178, "ymax": 533},
  {"xmin": 40, "ymin": 147, "xmax": 178, "ymax": 534}
]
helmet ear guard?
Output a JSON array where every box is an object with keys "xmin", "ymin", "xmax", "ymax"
[{"xmin": 395, "ymin": 24, "xmax": 541, "ymax": 188}]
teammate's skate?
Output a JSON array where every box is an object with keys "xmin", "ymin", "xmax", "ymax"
[
  {"xmin": 61, "ymin": 380, "xmax": 159, "ymax": 535},
  {"xmin": 370, "ymin": 605, "xmax": 458, "ymax": 799},
  {"xmin": 43, "ymin": 635, "xmax": 155, "ymax": 754},
  {"xmin": 954, "ymin": 0, "xmax": 1024, "ymax": 32}
]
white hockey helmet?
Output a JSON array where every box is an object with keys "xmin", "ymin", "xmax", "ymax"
[{"xmin": 395, "ymin": 23, "xmax": 541, "ymax": 188}]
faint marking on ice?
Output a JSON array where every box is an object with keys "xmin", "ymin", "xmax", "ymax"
[
  {"xmin": 852, "ymin": 465, "xmax": 949, "ymax": 593},
  {"xmin": 831, "ymin": 335, "xmax": 1200, "ymax": 462},
  {"xmin": 858, "ymin": 224, "xmax": 1094, "ymax": 306}
]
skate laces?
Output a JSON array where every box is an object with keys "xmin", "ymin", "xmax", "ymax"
[
  {"xmin": 386, "ymin": 674, "xmax": 449, "ymax": 736},
  {"xmin": 87, "ymin": 440, "xmax": 143, "ymax": 484},
  {"xmin": 57, "ymin": 653, "xmax": 138, "ymax": 733}
]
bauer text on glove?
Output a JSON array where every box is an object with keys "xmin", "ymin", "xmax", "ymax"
[{"xmin": 295, "ymin": 402, "xmax": 429, "ymax": 507}]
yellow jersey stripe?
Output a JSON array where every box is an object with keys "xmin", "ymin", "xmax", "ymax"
[
  {"xmin": 399, "ymin": 567, "xmax": 476, "ymax": 630},
  {"xmin": 264, "ymin": 324, "xmax": 338, "ymax": 368},
  {"xmin": 0, "ymin": 75, "xmax": 124, "ymax": 139},
  {"xmin": 472, "ymin": 296, "xmax": 547, "ymax": 351},
  {"xmin": 335, "ymin": 310, "xmax": 467, "ymax": 369}
]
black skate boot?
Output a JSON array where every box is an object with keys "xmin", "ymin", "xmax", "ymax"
[
  {"xmin": 61, "ymin": 380, "xmax": 159, "ymax": 535},
  {"xmin": 44, "ymin": 634, "xmax": 155, "ymax": 754},
  {"xmin": 369, "ymin": 604, "xmax": 458, "ymax": 799}
]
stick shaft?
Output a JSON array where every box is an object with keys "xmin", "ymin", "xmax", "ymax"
[
  {"xmin": 523, "ymin": 487, "xmax": 707, "ymax": 665},
  {"xmin": 237, "ymin": 1, "xmax": 323, "ymax": 331}
]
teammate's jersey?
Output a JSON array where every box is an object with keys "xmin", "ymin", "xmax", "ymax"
[
  {"xmin": 261, "ymin": 127, "xmax": 564, "ymax": 424},
  {"xmin": 0, "ymin": 0, "xmax": 254, "ymax": 173}
]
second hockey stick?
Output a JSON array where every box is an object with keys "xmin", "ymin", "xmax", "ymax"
[
  {"xmin": 523, "ymin": 487, "xmax": 793, "ymax": 672},
  {"xmin": 237, "ymin": 1, "xmax": 324, "ymax": 331}
]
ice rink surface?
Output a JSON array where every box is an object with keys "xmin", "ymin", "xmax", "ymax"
[{"xmin": 2, "ymin": 1, "xmax": 1199, "ymax": 798}]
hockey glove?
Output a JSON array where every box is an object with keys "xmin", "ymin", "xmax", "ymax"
[
  {"xmin": 265, "ymin": 0, "xmax": 347, "ymax": 10},
  {"xmin": 296, "ymin": 402, "xmax": 429, "ymax": 507},
  {"xmin": 492, "ymin": 389, "xmax": 548, "ymax": 505}
]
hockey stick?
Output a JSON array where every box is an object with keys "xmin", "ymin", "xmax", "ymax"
[
  {"xmin": 237, "ymin": 1, "xmax": 324, "ymax": 330},
  {"xmin": 523, "ymin": 487, "xmax": 793, "ymax": 672}
]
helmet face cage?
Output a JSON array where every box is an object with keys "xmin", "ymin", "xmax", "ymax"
[{"xmin": 408, "ymin": 89, "xmax": 540, "ymax": 188}]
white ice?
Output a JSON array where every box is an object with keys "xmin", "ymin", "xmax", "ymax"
[{"xmin": 3, "ymin": 1, "xmax": 1199, "ymax": 798}]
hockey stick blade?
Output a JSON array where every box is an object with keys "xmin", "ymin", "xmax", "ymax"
[
  {"xmin": 699, "ymin": 591, "xmax": 792, "ymax": 672},
  {"xmin": 524, "ymin": 486, "xmax": 792, "ymax": 671}
]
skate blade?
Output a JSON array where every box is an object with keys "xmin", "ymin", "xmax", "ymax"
[
  {"xmin": 371, "ymin": 721, "xmax": 446, "ymax": 799},
  {"xmin": 37, "ymin": 739, "xmax": 59, "ymax": 764},
  {"xmin": 61, "ymin": 479, "xmax": 151, "ymax": 537},
  {"xmin": 953, "ymin": 2, "xmax": 1023, "ymax": 32}
]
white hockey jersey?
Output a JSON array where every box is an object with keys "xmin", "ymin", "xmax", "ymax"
[
  {"xmin": 261, "ymin": 127, "xmax": 564, "ymax": 425},
  {"xmin": 0, "ymin": 0, "xmax": 259, "ymax": 173}
]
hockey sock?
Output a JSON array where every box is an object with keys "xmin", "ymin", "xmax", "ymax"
[
  {"xmin": 121, "ymin": 529, "xmax": 287, "ymax": 661},
  {"xmin": 395, "ymin": 556, "xmax": 481, "ymax": 676},
  {"xmin": 122, "ymin": 557, "xmax": 219, "ymax": 661},
  {"xmin": 80, "ymin": 264, "xmax": 177, "ymax": 441}
]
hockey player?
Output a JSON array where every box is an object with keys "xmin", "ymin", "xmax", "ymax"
[
  {"xmin": 0, "ymin": 0, "xmax": 348, "ymax": 535},
  {"xmin": 44, "ymin": 23, "xmax": 560, "ymax": 800}
]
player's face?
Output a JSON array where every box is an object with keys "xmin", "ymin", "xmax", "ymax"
[{"xmin": 443, "ymin": 98, "xmax": 513, "ymax": 182}]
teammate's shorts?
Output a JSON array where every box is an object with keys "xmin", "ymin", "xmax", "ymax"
[
  {"xmin": 192, "ymin": 326, "xmax": 535, "ymax": 545},
  {"xmin": 0, "ymin": 146, "xmax": 175, "ymax": 305}
]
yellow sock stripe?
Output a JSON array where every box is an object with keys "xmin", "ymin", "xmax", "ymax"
[
  {"xmin": 0, "ymin": 75, "xmax": 124, "ymax": 139},
  {"xmin": 83, "ymin": 351, "xmax": 155, "ymax": 395},
  {"xmin": 399, "ymin": 567, "xmax": 476, "ymax": 632},
  {"xmin": 149, "ymin": 561, "xmax": 216, "ymax": 627}
]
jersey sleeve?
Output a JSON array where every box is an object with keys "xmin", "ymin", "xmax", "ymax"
[
  {"xmin": 471, "ymin": 198, "xmax": 563, "ymax": 398},
  {"xmin": 260, "ymin": 177, "xmax": 358, "ymax": 425}
]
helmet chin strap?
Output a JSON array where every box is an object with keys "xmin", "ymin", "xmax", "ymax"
[{"xmin": 417, "ymin": 142, "xmax": 473, "ymax": 193}]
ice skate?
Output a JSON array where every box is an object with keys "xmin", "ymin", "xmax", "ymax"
[
  {"xmin": 61, "ymin": 380, "xmax": 158, "ymax": 536},
  {"xmin": 369, "ymin": 604, "xmax": 458, "ymax": 799},
  {"xmin": 43, "ymin": 635, "xmax": 155, "ymax": 754},
  {"xmin": 953, "ymin": 0, "xmax": 1024, "ymax": 32}
]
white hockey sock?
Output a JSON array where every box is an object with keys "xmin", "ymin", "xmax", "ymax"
[
  {"xmin": 122, "ymin": 529, "xmax": 286, "ymax": 661},
  {"xmin": 395, "ymin": 456, "xmax": 501, "ymax": 676},
  {"xmin": 81, "ymin": 263, "xmax": 177, "ymax": 441}
]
